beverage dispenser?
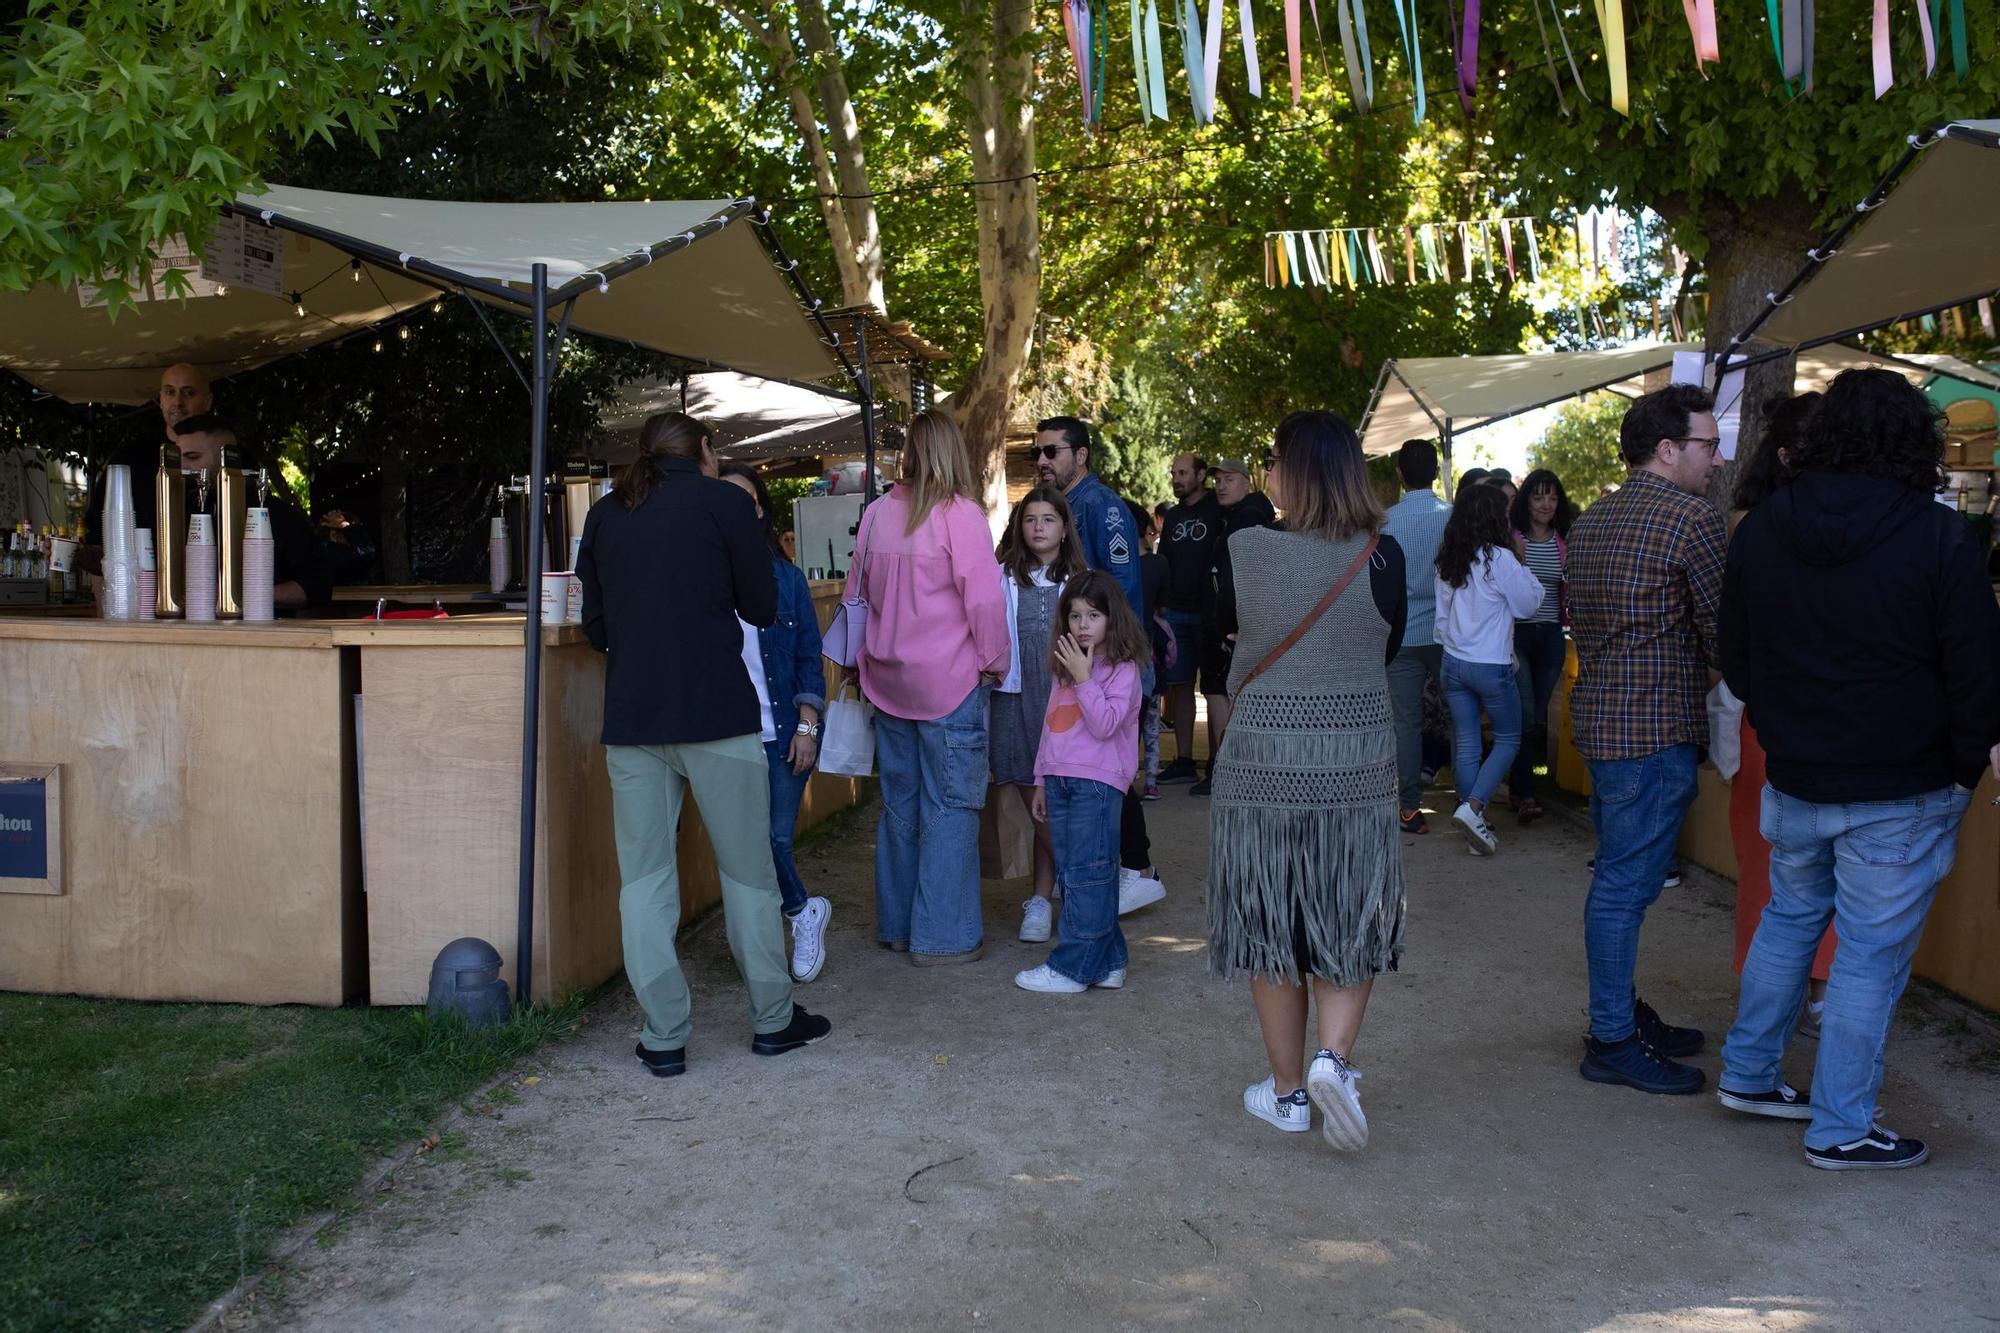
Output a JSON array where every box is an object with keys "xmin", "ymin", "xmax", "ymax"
[{"xmin": 154, "ymin": 446, "xmax": 188, "ymax": 617}]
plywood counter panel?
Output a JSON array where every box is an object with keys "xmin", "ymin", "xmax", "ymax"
[{"xmin": 0, "ymin": 632, "xmax": 359, "ymax": 1004}]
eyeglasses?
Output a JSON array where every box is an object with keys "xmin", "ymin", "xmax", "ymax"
[
  {"xmin": 1672, "ymin": 436, "xmax": 1722, "ymax": 451},
  {"xmin": 1030, "ymin": 444, "xmax": 1076, "ymax": 460}
]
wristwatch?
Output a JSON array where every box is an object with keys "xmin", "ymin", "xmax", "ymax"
[{"xmin": 796, "ymin": 720, "xmax": 821, "ymax": 738}]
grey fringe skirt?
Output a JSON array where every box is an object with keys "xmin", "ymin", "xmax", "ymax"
[{"xmin": 1204, "ymin": 689, "xmax": 1407, "ymax": 986}]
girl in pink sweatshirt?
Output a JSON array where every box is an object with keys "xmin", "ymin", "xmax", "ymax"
[{"xmin": 1015, "ymin": 570, "xmax": 1147, "ymax": 994}]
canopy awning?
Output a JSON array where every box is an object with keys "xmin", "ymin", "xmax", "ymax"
[
  {"xmin": 598, "ymin": 371, "xmax": 870, "ymax": 463},
  {"xmin": 1359, "ymin": 342, "xmax": 1697, "ymax": 456},
  {"xmin": 0, "ymin": 185, "xmax": 838, "ymax": 404},
  {"xmin": 1733, "ymin": 120, "xmax": 2000, "ymax": 353}
]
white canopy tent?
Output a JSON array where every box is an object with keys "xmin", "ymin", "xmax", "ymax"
[
  {"xmin": 1727, "ymin": 120, "xmax": 2000, "ymax": 358},
  {"xmin": 0, "ymin": 186, "xmax": 837, "ymax": 403},
  {"xmin": 599, "ymin": 371, "xmax": 872, "ymax": 464}
]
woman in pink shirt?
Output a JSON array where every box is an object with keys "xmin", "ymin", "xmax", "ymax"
[{"xmin": 845, "ymin": 410, "xmax": 1010, "ymax": 964}]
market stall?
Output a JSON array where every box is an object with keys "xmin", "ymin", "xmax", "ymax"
[{"xmin": 0, "ymin": 187, "xmax": 871, "ymax": 1005}]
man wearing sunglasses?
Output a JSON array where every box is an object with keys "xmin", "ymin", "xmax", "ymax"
[
  {"xmin": 1033, "ymin": 416, "xmax": 1165, "ymax": 915},
  {"xmin": 1565, "ymin": 383, "xmax": 1727, "ymax": 1099}
]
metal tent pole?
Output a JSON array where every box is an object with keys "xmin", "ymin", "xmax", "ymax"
[
  {"xmin": 515, "ymin": 262, "xmax": 551, "ymax": 1008},
  {"xmin": 855, "ymin": 314, "xmax": 877, "ymax": 503}
]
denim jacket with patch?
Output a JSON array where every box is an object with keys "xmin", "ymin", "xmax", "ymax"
[{"xmin": 759, "ymin": 552, "xmax": 827, "ymax": 740}]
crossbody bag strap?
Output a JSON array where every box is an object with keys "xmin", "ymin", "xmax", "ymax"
[{"xmin": 1234, "ymin": 534, "xmax": 1378, "ymax": 694}]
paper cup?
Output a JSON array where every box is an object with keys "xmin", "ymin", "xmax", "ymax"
[
  {"xmin": 185, "ymin": 542, "xmax": 218, "ymax": 621},
  {"xmin": 136, "ymin": 568, "xmax": 157, "ymax": 620},
  {"xmin": 244, "ymin": 507, "xmax": 272, "ymax": 540},
  {"xmin": 137, "ymin": 529, "xmax": 156, "ymax": 572},
  {"xmin": 539, "ymin": 571, "xmax": 571, "ymax": 625},
  {"xmin": 564, "ymin": 573, "xmax": 583, "ymax": 624},
  {"xmin": 47, "ymin": 536, "xmax": 77, "ymax": 574},
  {"xmin": 187, "ymin": 513, "xmax": 216, "ymax": 546}
]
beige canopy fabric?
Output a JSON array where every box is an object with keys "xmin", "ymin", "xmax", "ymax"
[
  {"xmin": 598, "ymin": 371, "xmax": 868, "ymax": 463},
  {"xmin": 1359, "ymin": 342, "xmax": 1697, "ymax": 456},
  {"xmin": 1752, "ymin": 120, "xmax": 2000, "ymax": 349},
  {"xmin": 0, "ymin": 185, "xmax": 837, "ymax": 404}
]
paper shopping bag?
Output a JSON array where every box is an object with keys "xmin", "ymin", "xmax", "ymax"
[{"xmin": 819, "ymin": 683, "xmax": 875, "ymax": 777}]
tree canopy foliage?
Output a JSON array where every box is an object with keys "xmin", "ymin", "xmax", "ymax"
[{"xmin": 1526, "ymin": 392, "xmax": 1632, "ymax": 507}]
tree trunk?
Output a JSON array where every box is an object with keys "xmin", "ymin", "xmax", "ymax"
[
  {"xmin": 717, "ymin": 0, "xmax": 883, "ymax": 310},
  {"xmin": 953, "ymin": 0, "xmax": 1040, "ymax": 519},
  {"xmin": 1699, "ymin": 207, "xmax": 1817, "ymax": 512},
  {"xmin": 378, "ymin": 449, "xmax": 411, "ymax": 583}
]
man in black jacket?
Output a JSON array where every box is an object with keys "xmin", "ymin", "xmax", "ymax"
[
  {"xmin": 1194, "ymin": 456, "xmax": 1278, "ymax": 795},
  {"xmin": 1716, "ymin": 369, "xmax": 2000, "ymax": 1172},
  {"xmin": 578, "ymin": 411, "xmax": 830, "ymax": 1079}
]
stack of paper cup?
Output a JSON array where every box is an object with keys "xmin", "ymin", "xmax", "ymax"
[
  {"xmin": 539, "ymin": 571, "xmax": 570, "ymax": 626},
  {"xmin": 488, "ymin": 516, "xmax": 510, "ymax": 594},
  {"xmin": 135, "ymin": 529, "xmax": 157, "ymax": 620},
  {"xmin": 185, "ymin": 513, "xmax": 218, "ymax": 621},
  {"xmin": 100, "ymin": 464, "xmax": 140, "ymax": 619},
  {"xmin": 242, "ymin": 508, "xmax": 275, "ymax": 622}
]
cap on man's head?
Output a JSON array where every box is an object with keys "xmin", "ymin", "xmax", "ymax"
[{"xmin": 1212, "ymin": 457, "xmax": 1252, "ymax": 478}]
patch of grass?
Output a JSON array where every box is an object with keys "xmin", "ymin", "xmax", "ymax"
[{"xmin": 0, "ymin": 991, "xmax": 592, "ymax": 1332}]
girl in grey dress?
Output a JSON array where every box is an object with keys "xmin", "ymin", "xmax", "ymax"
[
  {"xmin": 990, "ymin": 485, "xmax": 1088, "ymax": 943},
  {"xmin": 1207, "ymin": 411, "xmax": 1408, "ymax": 1154}
]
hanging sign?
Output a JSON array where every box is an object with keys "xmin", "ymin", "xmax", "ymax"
[{"xmin": 201, "ymin": 212, "xmax": 286, "ymax": 299}]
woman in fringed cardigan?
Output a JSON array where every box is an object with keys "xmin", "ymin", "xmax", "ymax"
[{"xmin": 1206, "ymin": 411, "xmax": 1409, "ymax": 1153}]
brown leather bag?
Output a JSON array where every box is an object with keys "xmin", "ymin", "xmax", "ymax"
[{"xmin": 1233, "ymin": 534, "xmax": 1379, "ymax": 695}]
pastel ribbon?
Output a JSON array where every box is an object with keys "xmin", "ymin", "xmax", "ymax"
[
  {"xmin": 1915, "ymin": 0, "xmax": 1937, "ymax": 76},
  {"xmin": 1388, "ymin": 0, "xmax": 1426, "ymax": 122},
  {"xmin": 1335, "ymin": 0, "xmax": 1375, "ymax": 111},
  {"xmin": 1454, "ymin": 0, "xmax": 1480, "ymax": 113},
  {"xmin": 1132, "ymin": 0, "xmax": 1155, "ymax": 121},
  {"xmin": 1301, "ymin": 233, "xmax": 1325, "ymax": 286},
  {"xmin": 1286, "ymin": 0, "xmax": 1303, "ymax": 103},
  {"xmin": 1404, "ymin": 227, "xmax": 1418, "ymax": 283},
  {"xmin": 1499, "ymin": 219, "xmax": 1516, "ymax": 280},
  {"xmin": 1931, "ymin": 0, "xmax": 1967, "ymax": 79},
  {"xmin": 1872, "ymin": 0, "xmax": 1890, "ymax": 97},
  {"xmin": 1145, "ymin": 0, "xmax": 1171, "ymax": 116},
  {"xmin": 1239, "ymin": 0, "xmax": 1263, "ymax": 97},
  {"xmin": 1590, "ymin": 0, "xmax": 1629, "ymax": 115},
  {"xmin": 1204, "ymin": 0, "xmax": 1224, "ymax": 114},
  {"xmin": 1182, "ymin": 0, "xmax": 1213, "ymax": 124},
  {"xmin": 1681, "ymin": 0, "xmax": 1718, "ymax": 70},
  {"xmin": 1419, "ymin": 226, "xmax": 1441, "ymax": 282},
  {"xmin": 1523, "ymin": 223, "xmax": 1541, "ymax": 280}
]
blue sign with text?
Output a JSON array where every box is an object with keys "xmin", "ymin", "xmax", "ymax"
[{"xmin": 0, "ymin": 778, "xmax": 48, "ymax": 880}]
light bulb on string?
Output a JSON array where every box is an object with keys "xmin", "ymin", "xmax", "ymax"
[
  {"xmin": 291, "ymin": 292, "xmax": 305, "ymax": 318},
  {"xmin": 430, "ymin": 300, "xmax": 443, "ymax": 314},
  {"xmin": 351, "ymin": 260, "xmax": 362, "ymax": 284},
  {"xmin": 398, "ymin": 325, "xmax": 410, "ymax": 341},
  {"xmin": 372, "ymin": 337, "xmax": 384, "ymax": 353}
]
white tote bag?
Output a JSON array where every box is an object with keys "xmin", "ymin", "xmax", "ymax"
[
  {"xmin": 1706, "ymin": 680, "xmax": 1746, "ymax": 781},
  {"xmin": 819, "ymin": 682, "xmax": 876, "ymax": 777}
]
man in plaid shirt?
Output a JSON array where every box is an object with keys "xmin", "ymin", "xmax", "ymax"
[{"xmin": 1567, "ymin": 383, "xmax": 1726, "ymax": 1097}]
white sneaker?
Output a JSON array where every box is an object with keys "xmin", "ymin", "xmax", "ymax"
[
  {"xmin": 1243, "ymin": 1076, "xmax": 1312, "ymax": 1133},
  {"xmin": 1452, "ymin": 802, "xmax": 1498, "ymax": 856},
  {"xmin": 1014, "ymin": 963, "xmax": 1087, "ymax": 994},
  {"xmin": 1117, "ymin": 866, "xmax": 1167, "ymax": 915},
  {"xmin": 788, "ymin": 896, "xmax": 831, "ymax": 983},
  {"xmin": 1306, "ymin": 1050, "xmax": 1368, "ymax": 1151},
  {"xmin": 1092, "ymin": 968, "xmax": 1127, "ymax": 989},
  {"xmin": 1018, "ymin": 896, "xmax": 1053, "ymax": 943}
]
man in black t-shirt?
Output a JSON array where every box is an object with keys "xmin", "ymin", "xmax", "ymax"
[
  {"xmin": 1195, "ymin": 457, "xmax": 1279, "ymax": 795},
  {"xmin": 1156, "ymin": 452, "xmax": 1222, "ymax": 783}
]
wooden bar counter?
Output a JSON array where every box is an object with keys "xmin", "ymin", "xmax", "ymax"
[{"xmin": 0, "ymin": 588, "xmax": 865, "ymax": 1007}]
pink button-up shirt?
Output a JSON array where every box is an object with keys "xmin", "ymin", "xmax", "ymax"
[{"xmin": 847, "ymin": 487, "xmax": 1010, "ymax": 721}]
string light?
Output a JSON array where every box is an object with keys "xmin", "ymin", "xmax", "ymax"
[
  {"xmin": 291, "ymin": 292, "xmax": 305, "ymax": 317},
  {"xmin": 430, "ymin": 300, "xmax": 443, "ymax": 314},
  {"xmin": 350, "ymin": 259, "xmax": 362, "ymax": 284},
  {"xmin": 398, "ymin": 325, "xmax": 410, "ymax": 341},
  {"xmin": 372, "ymin": 337, "xmax": 384, "ymax": 353}
]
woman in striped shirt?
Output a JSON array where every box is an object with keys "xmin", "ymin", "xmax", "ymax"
[{"xmin": 1507, "ymin": 469, "xmax": 1576, "ymax": 824}]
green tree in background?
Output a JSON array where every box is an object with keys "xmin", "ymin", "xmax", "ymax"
[{"xmin": 1526, "ymin": 394, "xmax": 1630, "ymax": 507}]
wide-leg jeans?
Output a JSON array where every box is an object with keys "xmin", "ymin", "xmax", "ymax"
[
  {"xmin": 873, "ymin": 683, "xmax": 989, "ymax": 954},
  {"xmin": 1722, "ymin": 783, "xmax": 1970, "ymax": 1150},
  {"xmin": 1044, "ymin": 775, "xmax": 1128, "ymax": 985}
]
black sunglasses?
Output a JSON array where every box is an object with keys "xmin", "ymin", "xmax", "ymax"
[{"xmin": 1030, "ymin": 443, "xmax": 1077, "ymax": 460}]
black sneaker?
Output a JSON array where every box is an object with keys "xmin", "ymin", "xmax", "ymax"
[
  {"xmin": 1158, "ymin": 758, "xmax": 1199, "ymax": 784},
  {"xmin": 1635, "ymin": 997, "xmax": 1705, "ymax": 1058},
  {"xmin": 750, "ymin": 1004, "xmax": 832, "ymax": 1056},
  {"xmin": 1399, "ymin": 809, "xmax": 1429, "ymax": 835},
  {"xmin": 1805, "ymin": 1127, "xmax": 1929, "ymax": 1171},
  {"xmin": 1579, "ymin": 1034, "xmax": 1706, "ymax": 1095},
  {"xmin": 1189, "ymin": 776, "xmax": 1213, "ymax": 797},
  {"xmin": 1717, "ymin": 1082, "xmax": 1813, "ymax": 1120},
  {"xmin": 634, "ymin": 1042, "xmax": 686, "ymax": 1078}
]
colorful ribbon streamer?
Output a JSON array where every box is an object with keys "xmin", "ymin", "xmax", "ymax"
[
  {"xmin": 1144, "ymin": 0, "xmax": 1170, "ymax": 116},
  {"xmin": 1204, "ymin": 0, "xmax": 1224, "ymax": 114},
  {"xmin": 1454, "ymin": 0, "xmax": 1481, "ymax": 114},
  {"xmin": 1872, "ymin": 0, "xmax": 1891, "ymax": 97},
  {"xmin": 1181, "ymin": 0, "xmax": 1214, "ymax": 124},
  {"xmin": 1335, "ymin": 0, "xmax": 1374, "ymax": 111},
  {"xmin": 1681, "ymin": 0, "xmax": 1719, "ymax": 71},
  {"xmin": 1239, "ymin": 0, "xmax": 1263, "ymax": 97},
  {"xmin": 1388, "ymin": 0, "xmax": 1426, "ymax": 122},
  {"xmin": 1061, "ymin": 0, "xmax": 1105, "ymax": 129},
  {"xmin": 1591, "ymin": 0, "xmax": 1629, "ymax": 115},
  {"xmin": 1931, "ymin": 0, "xmax": 1968, "ymax": 79}
]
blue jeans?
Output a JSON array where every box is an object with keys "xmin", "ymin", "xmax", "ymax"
[
  {"xmin": 1509, "ymin": 622, "xmax": 1567, "ymax": 800},
  {"xmin": 873, "ymin": 683, "xmax": 989, "ymax": 954},
  {"xmin": 1585, "ymin": 744, "xmax": 1699, "ymax": 1040},
  {"xmin": 1441, "ymin": 653, "xmax": 1521, "ymax": 807},
  {"xmin": 1722, "ymin": 784, "xmax": 1970, "ymax": 1149},
  {"xmin": 1044, "ymin": 775, "xmax": 1128, "ymax": 985},
  {"xmin": 764, "ymin": 736, "xmax": 813, "ymax": 916},
  {"xmin": 1387, "ymin": 644, "xmax": 1443, "ymax": 810}
]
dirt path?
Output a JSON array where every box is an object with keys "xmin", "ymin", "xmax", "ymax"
[{"xmin": 239, "ymin": 789, "xmax": 2000, "ymax": 1331}]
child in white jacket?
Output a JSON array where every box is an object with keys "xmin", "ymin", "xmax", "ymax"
[{"xmin": 1434, "ymin": 483, "xmax": 1546, "ymax": 855}]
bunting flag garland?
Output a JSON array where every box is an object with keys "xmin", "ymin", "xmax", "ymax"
[
  {"xmin": 1933, "ymin": 0, "xmax": 1968, "ymax": 80},
  {"xmin": 1181, "ymin": 0, "xmax": 1214, "ymax": 124},
  {"xmin": 1061, "ymin": 0, "xmax": 1108, "ymax": 130},
  {"xmin": 1590, "ymin": 0, "xmax": 1630, "ymax": 115},
  {"xmin": 1454, "ymin": 0, "xmax": 1481, "ymax": 114},
  {"xmin": 1263, "ymin": 217, "xmax": 1551, "ymax": 290},
  {"xmin": 1682, "ymin": 0, "xmax": 1719, "ymax": 72}
]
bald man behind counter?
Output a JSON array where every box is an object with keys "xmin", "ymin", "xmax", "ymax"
[{"xmin": 82, "ymin": 363, "xmax": 214, "ymax": 555}]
